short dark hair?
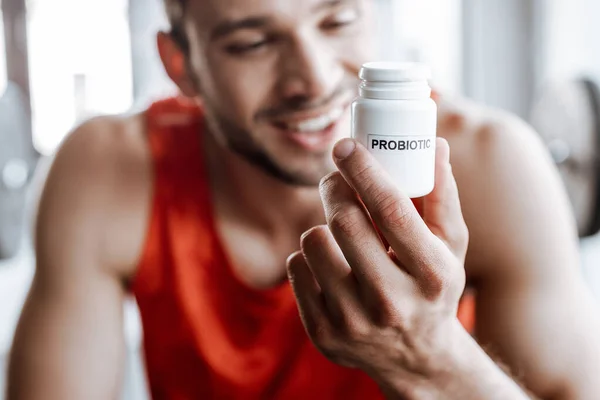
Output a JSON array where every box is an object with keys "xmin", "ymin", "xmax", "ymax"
[{"xmin": 164, "ymin": 0, "xmax": 189, "ymax": 52}]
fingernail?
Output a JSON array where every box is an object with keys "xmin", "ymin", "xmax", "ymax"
[{"xmin": 333, "ymin": 139, "xmax": 356, "ymax": 160}]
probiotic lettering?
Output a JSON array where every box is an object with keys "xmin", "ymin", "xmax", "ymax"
[{"xmin": 370, "ymin": 138, "xmax": 432, "ymax": 151}]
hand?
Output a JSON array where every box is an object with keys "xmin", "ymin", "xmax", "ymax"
[{"xmin": 287, "ymin": 138, "xmax": 470, "ymax": 395}]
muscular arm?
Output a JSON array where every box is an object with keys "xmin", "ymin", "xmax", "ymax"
[
  {"xmin": 7, "ymin": 117, "xmax": 150, "ymax": 400},
  {"xmin": 450, "ymin": 110, "xmax": 600, "ymax": 399}
]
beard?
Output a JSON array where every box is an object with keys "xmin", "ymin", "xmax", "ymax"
[
  {"xmin": 201, "ymin": 84, "xmax": 356, "ymax": 187},
  {"xmin": 205, "ymin": 109, "xmax": 333, "ymax": 187}
]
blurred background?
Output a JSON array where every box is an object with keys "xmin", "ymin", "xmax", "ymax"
[{"xmin": 1, "ymin": 0, "xmax": 600, "ymax": 398}]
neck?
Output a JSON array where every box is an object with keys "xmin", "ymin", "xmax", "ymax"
[{"xmin": 203, "ymin": 128, "xmax": 326, "ymax": 238}]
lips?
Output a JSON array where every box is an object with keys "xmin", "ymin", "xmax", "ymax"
[
  {"xmin": 271, "ymin": 105, "xmax": 349, "ymax": 151},
  {"xmin": 273, "ymin": 106, "xmax": 345, "ymax": 133},
  {"xmin": 283, "ymin": 122, "xmax": 339, "ymax": 151}
]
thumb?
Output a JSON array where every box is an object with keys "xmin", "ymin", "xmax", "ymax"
[{"xmin": 422, "ymin": 138, "xmax": 469, "ymax": 260}]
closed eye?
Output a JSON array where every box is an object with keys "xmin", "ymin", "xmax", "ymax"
[
  {"xmin": 226, "ymin": 40, "xmax": 269, "ymax": 55},
  {"xmin": 321, "ymin": 8, "xmax": 360, "ymax": 31}
]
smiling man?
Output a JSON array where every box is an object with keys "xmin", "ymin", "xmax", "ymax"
[{"xmin": 7, "ymin": 0, "xmax": 600, "ymax": 399}]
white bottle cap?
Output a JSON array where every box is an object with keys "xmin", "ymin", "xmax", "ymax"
[
  {"xmin": 358, "ymin": 62, "xmax": 432, "ymax": 100},
  {"xmin": 359, "ymin": 62, "xmax": 432, "ymax": 83}
]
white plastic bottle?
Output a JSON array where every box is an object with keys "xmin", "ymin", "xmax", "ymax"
[{"xmin": 351, "ymin": 62, "xmax": 437, "ymax": 198}]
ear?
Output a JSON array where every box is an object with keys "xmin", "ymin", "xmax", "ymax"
[{"xmin": 157, "ymin": 31, "xmax": 198, "ymax": 97}]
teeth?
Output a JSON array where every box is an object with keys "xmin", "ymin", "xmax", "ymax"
[
  {"xmin": 297, "ymin": 116, "xmax": 329, "ymax": 132},
  {"xmin": 287, "ymin": 107, "xmax": 344, "ymax": 133}
]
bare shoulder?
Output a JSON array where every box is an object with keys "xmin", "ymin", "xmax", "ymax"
[
  {"xmin": 437, "ymin": 95, "xmax": 548, "ymax": 166},
  {"xmin": 437, "ymin": 95, "xmax": 579, "ymax": 279},
  {"xmin": 437, "ymin": 95, "xmax": 552, "ymax": 203},
  {"xmin": 35, "ymin": 113, "xmax": 152, "ymax": 281}
]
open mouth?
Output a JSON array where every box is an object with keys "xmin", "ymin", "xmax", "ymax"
[
  {"xmin": 272, "ymin": 106, "xmax": 345, "ymax": 133},
  {"xmin": 271, "ymin": 105, "xmax": 349, "ymax": 151}
]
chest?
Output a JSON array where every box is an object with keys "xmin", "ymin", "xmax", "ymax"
[{"xmin": 216, "ymin": 218, "xmax": 302, "ymax": 290}]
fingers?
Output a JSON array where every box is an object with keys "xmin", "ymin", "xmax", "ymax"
[
  {"xmin": 286, "ymin": 252, "xmax": 329, "ymax": 336},
  {"xmin": 332, "ymin": 139, "xmax": 442, "ymax": 280},
  {"xmin": 422, "ymin": 138, "xmax": 469, "ymax": 260},
  {"xmin": 301, "ymin": 225, "xmax": 353, "ymax": 294},
  {"xmin": 300, "ymin": 225, "xmax": 366, "ymax": 324},
  {"xmin": 319, "ymin": 172, "xmax": 411, "ymax": 291}
]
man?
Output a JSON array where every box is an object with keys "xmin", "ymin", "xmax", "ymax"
[{"xmin": 7, "ymin": 0, "xmax": 600, "ymax": 399}]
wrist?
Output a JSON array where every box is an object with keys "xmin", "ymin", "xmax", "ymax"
[
  {"xmin": 371, "ymin": 319, "xmax": 471, "ymax": 399},
  {"xmin": 374, "ymin": 320, "xmax": 530, "ymax": 400}
]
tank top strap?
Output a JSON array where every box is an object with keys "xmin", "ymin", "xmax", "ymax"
[{"xmin": 132, "ymin": 97, "xmax": 213, "ymax": 296}]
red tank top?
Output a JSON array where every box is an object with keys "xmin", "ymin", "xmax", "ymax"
[{"xmin": 132, "ymin": 97, "xmax": 475, "ymax": 400}]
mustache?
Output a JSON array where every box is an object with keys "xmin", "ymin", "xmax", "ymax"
[{"xmin": 256, "ymin": 82, "xmax": 357, "ymax": 121}]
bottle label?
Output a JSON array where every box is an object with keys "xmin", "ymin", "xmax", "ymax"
[{"xmin": 367, "ymin": 134, "xmax": 436, "ymax": 153}]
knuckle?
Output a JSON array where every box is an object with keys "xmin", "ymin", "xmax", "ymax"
[
  {"xmin": 447, "ymin": 257, "xmax": 467, "ymax": 290},
  {"xmin": 457, "ymin": 224, "xmax": 469, "ymax": 251},
  {"xmin": 335, "ymin": 309, "xmax": 371, "ymax": 341},
  {"xmin": 420, "ymin": 252, "xmax": 451, "ymax": 300},
  {"xmin": 421, "ymin": 251, "xmax": 465, "ymax": 301},
  {"xmin": 344, "ymin": 321, "xmax": 370, "ymax": 342},
  {"xmin": 330, "ymin": 207, "xmax": 366, "ymax": 239},
  {"xmin": 376, "ymin": 301, "xmax": 407, "ymax": 329},
  {"xmin": 309, "ymin": 323, "xmax": 337, "ymax": 352},
  {"xmin": 444, "ymin": 222, "xmax": 469, "ymax": 261},
  {"xmin": 421, "ymin": 272, "xmax": 446, "ymax": 300},
  {"xmin": 352, "ymin": 163, "xmax": 376, "ymax": 187},
  {"xmin": 374, "ymin": 193, "xmax": 412, "ymax": 229},
  {"xmin": 367, "ymin": 288, "xmax": 406, "ymax": 327}
]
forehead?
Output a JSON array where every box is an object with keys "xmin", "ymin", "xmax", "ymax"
[{"xmin": 187, "ymin": 0, "xmax": 348, "ymax": 30}]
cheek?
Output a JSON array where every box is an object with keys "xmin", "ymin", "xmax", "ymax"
[
  {"xmin": 352, "ymin": 27, "xmax": 377, "ymax": 62},
  {"xmin": 338, "ymin": 41, "xmax": 373, "ymax": 74},
  {"xmin": 351, "ymin": 10, "xmax": 378, "ymax": 61},
  {"xmin": 333, "ymin": 27, "xmax": 377, "ymax": 71},
  {"xmin": 205, "ymin": 57, "xmax": 276, "ymax": 125}
]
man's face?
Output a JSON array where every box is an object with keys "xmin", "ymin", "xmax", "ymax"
[{"xmin": 178, "ymin": 0, "xmax": 375, "ymax": 186}]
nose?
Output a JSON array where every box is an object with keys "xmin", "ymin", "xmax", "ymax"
[{"xmin": 277, "ymin": 34, "xmax": 344, "ymax": 103}]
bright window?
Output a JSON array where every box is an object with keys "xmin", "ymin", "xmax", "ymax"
[
  {"xmin": 538, "ymin": 0, "xmax": 600, "ymax": 83},
  {"xmin": 385, "ymin": 0, "xmax": 463, "ymax": 94},
  {"xmin": 28, "ymin": 0, "xmax": 133, "ymax": 155}
]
